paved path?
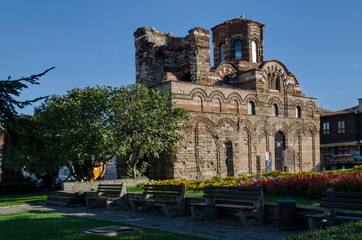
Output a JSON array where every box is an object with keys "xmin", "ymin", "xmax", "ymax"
[{"xmin": 0, "ymin": 204, "xmax": 305, "ymax": 240}]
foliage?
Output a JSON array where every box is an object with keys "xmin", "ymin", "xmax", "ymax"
[
  {"xmin": 5, "ymin": 114, "xmax": 61, "ymax": 189},
  {"xmin": 0, "ymin": 192, "xmax": 49, "ymax": 207},
  {"xmin": 125, "ymin": 161, "xmax": 151, "ymax": 179},
  {"xmin": 0, "ymin": 178, "xmax": 38, "ymax": 195},
  {"xmin": 285, "ymin": 222, "xmax": 362, "ymax": 240},
  {"xmin": 1, "ymin": 68, "xmax": 54, "ymax": 183},
  {"xmin": 111, "ymin": 84, "xmax": 190, "ymax": 178},
  {"xmin": 7, "ymin": 83, "xmax": 189, "ymax": 182},
  {"xmin": 239, "ymin": 172, "xmax": 362, "ymax": 199},
  {"xmin": 0, "ymin": 212, "xmax": 205, "ymax": 240},
  {"xmin": 0, "ymin": 67, "xmax": 54, "ymax": 125},
  {"xmin": 31, "ymin": 86, "xmax": 115, "ymax": 181},
  {"xmin": 138, "ymin": 170, "xmax": 362, "ymax": 200},
  {"xmin": 137, "ymin": 176, "xmax": 248, "ymax": 190}
]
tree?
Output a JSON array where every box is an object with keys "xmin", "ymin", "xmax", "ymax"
[
  {"xmin": 0, "ymin": 68, "xmax": 54, "ymax": 183},
  {"xmin": 0, "ymin": 67, "xmax": 54, "ymax": 125},
  {"xmin": 111, "ymin": 84, "xmax": 190, "ymax": 179},
  {"xmin": 5, "ymin": 114, "xmax": 62, "ymax": 189},
  {"xmin": 32, "ymin": 86, "xmax": 115, "ymax": 181}
]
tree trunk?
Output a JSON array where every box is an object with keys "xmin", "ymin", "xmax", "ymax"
[{"xmin": 129, "ymin": 151, "xmax": 140, "ymax": 180}]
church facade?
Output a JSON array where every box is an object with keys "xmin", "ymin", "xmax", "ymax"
[{"xmin": 134, "ymin": 18, "xmax": 320, "ymax": 180}]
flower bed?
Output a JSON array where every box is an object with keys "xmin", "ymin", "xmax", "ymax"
[
  {"xmin": 240, "ymin": 172, "xmax": 362, "ymax": 199},
  {"xmin": 138, "ymin": 167, "xmax": 362, "ymax": 199}
]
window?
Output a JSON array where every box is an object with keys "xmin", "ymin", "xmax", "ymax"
[
  {"xmin": 233, "ymin": 40, "xmax": 242, "ymax": 60},
  {"xmin": 323, "ymin": 122, "xmax": 330, "ymax": 135},
  {"xmin": 252, "ymin": 41, "xmax": 258, "ymax": 63},
  {"xmin": 248, "ymin": 101, "xmax": 256, "ymax": 115},
  {"xmin": 295, "ymin": 106, "xmax": 302, "ymax": 118},
  {"xmin": 338, "ymin": 121, "xmax": 345, "ymax": 133},
  {"xmin": 270, "ymin": 75, "xmax": 280, "ymax": 91},
  {"xmin": 272, "ymin": 104, "xmax": 279, "ymax": 116},
  {"xmin": 219, "ymin": 43, "xmax": 225, "ymax": 62}
]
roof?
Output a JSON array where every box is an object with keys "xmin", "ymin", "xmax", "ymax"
[{"xmin": 318, "ymin": 105, "xmax": 360, "ymax": 116}]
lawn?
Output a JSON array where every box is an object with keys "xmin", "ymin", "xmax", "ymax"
[
  {"xmin": 0, "ymin": 192, "xmax": 50, "ymax": 207},
  {"xmin": 0, "ymin": 211, "xmax": 205, "ymax": 240}
]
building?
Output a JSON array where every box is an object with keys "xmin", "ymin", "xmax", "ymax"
[
  {"xmin": 134, "ymin": 18, "xmax": 320, "ymax": 180},
  {"xmin": 319, "ymin": 99, "xmax": 362, "ymax": 163}
]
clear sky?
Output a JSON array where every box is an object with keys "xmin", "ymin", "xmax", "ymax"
[{"xmin": 1, "ymin": 0, "xmax": 361, "ymax": 114}]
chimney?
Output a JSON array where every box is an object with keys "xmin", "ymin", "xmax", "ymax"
[{"xmin": 359, "ymin": 98, "xmax": 362, "ymax": 112}]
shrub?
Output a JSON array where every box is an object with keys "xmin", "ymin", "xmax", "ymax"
[
  {"xmin": 240, "ymin": 172, "xmax": 362, "ymax": 199},
  {"xmin": 0, "ymin": 178, "xmax": 38, "ymax": 195},
  {"xmin": 285, "ymin": 222, "xmax": 362, "ymax": 240}
]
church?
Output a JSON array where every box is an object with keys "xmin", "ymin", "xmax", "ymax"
[{"xmin": 134, "ymin": 18, "xmax": 320, "ymax": 180}]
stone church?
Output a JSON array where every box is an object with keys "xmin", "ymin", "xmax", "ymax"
[{"xmin": 134, "ymin": 18, "xmax": 320, "ymax": 180}]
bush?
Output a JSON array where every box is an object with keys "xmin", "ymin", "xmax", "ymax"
[
  {"xmin": 0, "ymin": 178, "xmax": 38, "ymax": 195},
  {"xmin": 240, "ymin": 172, "xmax": 362, "ymax": 199},
  {"xmin": 285, "ymin": 222, "xmax": 362, "ymax": 240}
]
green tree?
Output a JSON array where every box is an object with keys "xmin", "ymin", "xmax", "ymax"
[
  {"xmin": 0, "ymin": 68, "xmax": 54, "ymax": 183},
  {"xmin": 111, "ymin": 84, "xmax": 190, "ymax": 179},
  {"xmin": 5, "ymin": 115, "xmax": 61, "ymax": 189},
  {"xmin": 33, "ymin": 86, "xmax": 115, "ymax": 181},
  {"xmin": 0, "ymin": 67, "xmax": 54, "ymax": 125}
]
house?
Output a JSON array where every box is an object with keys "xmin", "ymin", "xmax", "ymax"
[{"xmin": 319, "ymin": 99, "xmax": 362, "ymax": 163}]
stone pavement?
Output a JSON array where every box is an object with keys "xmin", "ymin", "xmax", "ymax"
[{"xmin": 0, "ymin": 204, "xmax": 305, "ymax": 240}]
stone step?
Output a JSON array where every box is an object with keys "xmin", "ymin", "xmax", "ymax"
[
  {"xmin": 38, "ymin": 199, "xmax": 69, "ymax": 207},
  {"xmin": 47, "ymin": 194, "xmax": 75, "ymax": 202},
  {"xmin": 53, "ymin": 191, "xmax": 76, "ymax": 197}
]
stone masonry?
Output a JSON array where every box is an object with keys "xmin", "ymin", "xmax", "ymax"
[{"xmin": 134, "ymin": 18, "xmax": 320, "ymax": 180}]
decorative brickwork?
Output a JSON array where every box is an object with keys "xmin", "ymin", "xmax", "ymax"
[{"xmin": 135, "ymin": 18, "xmax": 320, "ymax": 179}]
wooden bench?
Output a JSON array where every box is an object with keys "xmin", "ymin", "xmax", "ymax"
[
  {"xmin": 190, "ymin": 185, "xmax": 264, "ymax": 226},
  {"xmin": 85, "ymin": 183, "xmax": 126, "ymax": 210},
  {"xmin": 129, "ymin": 184, "xmax": 185, "ymax": 217},
  {"xmin": 307, "ymin": 188, "xmax": 362, "ymax": 229}
]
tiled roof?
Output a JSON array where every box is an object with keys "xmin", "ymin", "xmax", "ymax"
[{"xmin": 318, "ymin": 105, "xmax": 360, "ymax": 116}]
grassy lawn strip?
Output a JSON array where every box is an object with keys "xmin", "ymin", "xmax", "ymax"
[
  {"xmin": 285, "ymin": 222, "xmax": 362, "ymax": 240},
  {"xmin": 0, "ymin": 192, "xmax": 50, "ymax": 207},
  {"xmin": 0, "ymin": 211, "xmax": 205, "ymax": 240}
]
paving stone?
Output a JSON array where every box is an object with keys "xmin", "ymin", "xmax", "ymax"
[{"xmin": 0, "ymin": 204, "xmax": 305, "ymax": 240}]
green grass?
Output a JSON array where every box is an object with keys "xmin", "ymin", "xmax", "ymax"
[
  {"xmin": 264, "ymin": 194, "xmax": 320, "ymax": 207},
  {"xmin": 285, "ymin": 222, "xmax": 362, "ymax": 240},
  {"xmin": 0, "ymin": 211, "xmax": 205, "ymax": 240},
  {"xmin": 0, "ymin": 192, "xmax": 50, "ymax": 207}
]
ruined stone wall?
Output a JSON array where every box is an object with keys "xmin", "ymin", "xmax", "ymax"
[{"xmin": 134, "ymin": 26, "xmax": 211, "ymax": 87}]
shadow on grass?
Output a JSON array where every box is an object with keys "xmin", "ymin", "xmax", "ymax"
[{"xmin": 0, "ymin": 211, "xmax": 205, "ymax": 240}]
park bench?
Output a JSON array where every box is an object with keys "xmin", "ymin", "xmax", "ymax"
[
  {"xmin": 306, "ymin": 188, "xmax": 362, "ymax": 229},
  {"xmin": 129, "ymin": 184, "xmax": 185, "ymax": 217},
  {"xmin": 190, "ymin": 185, "xmax": 264, "ymax": 226},
  {"xmin": 85, "ymin": 183, "xmax": 126, "ymax": 210}
]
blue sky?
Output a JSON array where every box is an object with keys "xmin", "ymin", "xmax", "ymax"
[{"xmin": 1, "ymin": 0, "xmax": 361, "ymax": 114}]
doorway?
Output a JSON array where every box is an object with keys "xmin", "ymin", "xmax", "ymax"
[
  {"xmin": 225, "ymin": 141, "xmax": 234, "ymax": 176},
  {"xmin": 274, "ymin": 131, "xmax": 285, "ymax": 171}
]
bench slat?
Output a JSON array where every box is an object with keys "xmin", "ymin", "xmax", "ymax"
[
  {"xmin": 321, "ymin": 196, "xmax": 362, "ymax": 204},
  {"xmin": 204, "ymin": 194, "xmax": 260, "ymax": 200},
  {"xmin": 307, "ymin": 214, "xmax": 362, "ymax": 221},
  {"xmin": 321, "ymin": 202, "xmax": 362, "ymax": 210},
  {"xmin": 205, "ymin": 186, "xmax": 261, "ymax": 191},
  {"xmin": 322, "ymin": 191, "xmax": 362, "ymax": 198}
]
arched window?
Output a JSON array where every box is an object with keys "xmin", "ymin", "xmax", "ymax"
[
  {"xmin": 248, "ymin": 101, "xmax": 256, "ymax": 115},
  {"xmin": 252, "ymin": 41, "xmax": 258, "ymax": 63},
  {"xmin": 270, "ymin": 75, "xmax": 281, "ymax": 91},
  {"xmin": 219, "ymin": 43, "xmax": 225, "ymax": 62},
  {"xmin": 233, "ymin": 40, "xmax": 242, "ymax": 60},
  {"xmin": 295, "ymin": 106, "xmax": 302, "ymax": 118},
  {"xmin": 272, "ymin": 104, "xmax": 279, "ymax": 116}
]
